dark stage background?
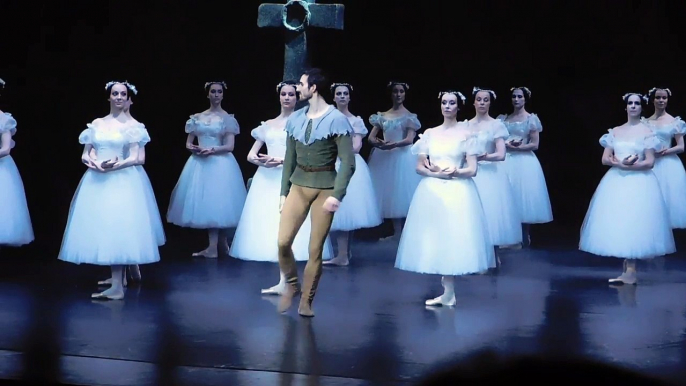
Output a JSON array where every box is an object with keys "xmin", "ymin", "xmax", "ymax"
[{"xmin": 2, "ymin": 0, "xmax": 686, "ymax": 259}]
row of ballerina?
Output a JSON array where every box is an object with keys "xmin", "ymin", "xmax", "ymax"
[{"xmin": 0, "ymin": 78, "xmax": 682, "ymax": 302}]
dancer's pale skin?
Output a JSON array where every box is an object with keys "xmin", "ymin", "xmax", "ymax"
[
  {"xmin": 417, "ymin": 93, "xmax": 478, "ymax": 307},
  {"xmin": 325, "ymin": 85, "xmax": 363, "ymax": 266},
  {"xmin": 86, "ymin": 83, "xmax": 143, "ymax": 300},
  {"xmin": 245, "ymin": 84, "xmax": 296, "ymax": 295},
  {"xmin": 188, "ymin": 83, "xmax": 237, "ymax": 258},
  {"xmin": 602, "ymin": 94, "xmax": 656, "ymax": 285},
  {"xmin": 368, "ymin": 84, "xmax": 417, "ymax": 240},
  {"xmin": 646, "ymin": 89, "xmax": 685, "ymax": 157}
]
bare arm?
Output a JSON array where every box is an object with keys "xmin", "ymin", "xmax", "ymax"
[
  {"xmin": 415, "ymin": 154, "xmax": 437, "ymax": 177},
  {"xmin": 110, "ymin": 143, "xmax": 140, "ymax": 170},
  {"xmin": 352, "ymin": 133, "xmax": 363, "ymax": 153},
  {"xmin": 663, "ymin": 134, "xmax": 685, "ymax": 155},
  {"xmin": 247, "ymin": 139, "xmax": 267, "ymax": 165},
  {"xmin": 137, "ymin": 146, "xmax": 146, "ymax": 165},
  {"xmin": 367, "ymin": 125, "xmax": 383, "ymax": 147},
  {"xmin": 481, "ymin": 138, "xmax": 506, "ymax": 161},
  {"xmin": 0, "ymin": 132, "xmax": 12, "ymax": 158},
  {"xmin": 453, "ymin": 155, "xmax": 478, "ymax": 178},
  {"xmin": 211, "ymin": 133, "xmax": 235, "ymax": 154},
  {"xmin": 601, "ymin": 147, "xmax": 617, "ymax": 166},
  {"xmin": 185, "ymin": 133, "xmax": 197, "ymax": 150},
  {"xmin": 515, "ymin": 131, "xmax": 540, "ymax": 151},
  {"xmin": 390, "ymin": 129, "xmax": 416, "ymax": 148},
  {"xmin": 622, "ymin": 149, "xmax": 655, "ymax": 170}
]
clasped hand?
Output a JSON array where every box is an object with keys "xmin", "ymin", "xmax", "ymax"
[
  {"xmin": 188, "ymin": 144, "xmax": 216, "ymax": 156},
  {"xmin": 255, "ymin": 153, "xmax": 283, "ymax": 168},
  {"xmin": 372, "ymin": 137, "xmax": 396, "ymax": 150},
  {"xmin": 82, "ymin": 154, "xmax": 120, "ymax": 172},
  {"xmin": 506, "ymin": 139, "xmax": 523, "ymax": 149},
  {"xmin": 610, "ymin": 154, "xmax": 638, "ymax": 167},
  {"xmin": 423, "ymin": 158, "xmax": 456, "ymax": 179}
]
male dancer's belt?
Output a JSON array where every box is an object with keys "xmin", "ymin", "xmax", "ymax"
[{"xmin": 297, "ymin": 164, "xmax": 335, "ymax": 172}]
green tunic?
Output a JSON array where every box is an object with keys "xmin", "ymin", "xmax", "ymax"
[{"xmin": 280, "ymin": 106, "xmax": 356, "ymax": 201}]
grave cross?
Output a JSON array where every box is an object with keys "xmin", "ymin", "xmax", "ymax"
[{"xmin": 257, "ymin": 0, "xmax": 345, "ymax": 81}]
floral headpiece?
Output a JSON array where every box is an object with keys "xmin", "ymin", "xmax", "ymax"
[
  {"xmin": 205, "ymin": 81, "xmax": 227, "ymax": 90},
  {"xmin": 622, "ymin": 92, "xmax": 648, "ymax": 103},
  {"xmin": 387, "ymin": 81, "xmax": 409, "ymax": 90},
  {"xmin": 330, "ymin": 82, "xmax": 353, "ymax": 93},
  {"xmin": 437, "ymin": 90, "xmax": 466, "ymax": 103},
  {"xmin": 0, "ymin": 78, "xmax": 5, "ymax": 88},
  {"xmin": 648, "ymin": 87, "xmax": 672, "ymax": 97},
  {"xmin": 510, "ymin": 86, "xmax": 531, "ymax": 98},
  {"xmin": 105, "ymin": 80, "xmax": 138, "ymax": 95},
  {"xmin": 473, "ymin": 87, "xmax": 496, "ymax": 100},
  {"xmin": 276, "ymin": 81, "xmax": 297, "ymax": 92}
]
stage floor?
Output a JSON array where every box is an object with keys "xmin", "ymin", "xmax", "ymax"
[{"xmin": 1, "ymin": 235, "xmax": 685, "ymax": 385}]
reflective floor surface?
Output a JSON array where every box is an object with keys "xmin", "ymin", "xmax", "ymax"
[{"xmin": 0, "ymin": 234, "xmax": 685, "ymax": 385}]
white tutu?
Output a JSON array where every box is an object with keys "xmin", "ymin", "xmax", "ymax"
[
  {"xmin": 395, "ymin": 177, "xmax": 495, "ymax": 275},
  {"xmin": 135, "ymin": 165, "xmax": 165, "ymax": 246},
  {"xmin": 579, "ymin": 168, "xmax": 675, "ymax": 259},
  {"xmin": 0, "ymin": 156, "xmax": 34, "ymax": 246},
  {"xmin": 331, "ymin": 154, "xmax": 383, "ymax": 231},
  {"xmin": 230, "ymin": 165, "xmax": 333, "ymax": 262},
  {"xmin": 167, "ymin": 152, "xmax": 247, "ymax": 229},
  {"xmin": 472, "ymin": 162, "xmax": 522, "ymax": 246},
  {"xmin": 504, "ymin": 151, "xmax": 553, "ymax": 223},
  {"xmin": 367, "ymin": 146, "xmax": 421, "ymax": 219}
]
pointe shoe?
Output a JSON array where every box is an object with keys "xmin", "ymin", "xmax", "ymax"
[
  {"xmin": 425, "ymin": 294, "xmax": 456, "ymax": 307},
  {"xmin": 277, "ymin": 284, "xmax": 300, "ymax": 313},
  {"xmin": 128, "ymin": 265, "xmax": 141, "ymax": 282},
  {"xmin": 323, "ymin": 255, "xmax": 349, "ymax": 266},
  {"xmin": 192, "ymin": 249, "xmax": 218, "ymax": 258},
  {"xmin": 608, "ymin": 271, "xmax": 637, "ymax": 285},
  {"xmin": 261, "ymin": 282, "xmax": 286, "ymax": 295},
  {"xmin": 91, "ymin": 289, "xmax": 125, "ymax": 300}
]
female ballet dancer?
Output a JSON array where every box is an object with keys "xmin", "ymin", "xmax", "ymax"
[
  {"xmin": 93, "ymin": 96, "xmax": 164, "ymax": 286},
  {"xmin": 395, "ymin": 91, "xmax": 494, "ymax": 306},
  {"xmin": 465, "ymin": 88, "xmax": 522, "ymax": 258},
  {"xmin": 641, "ymin": 87, "xmax": 686, "ymax": 229},
  {"xmin": 498, "ymin": 87, "xmax": 553, "ymax": 246},
  {"xmin": 367, "ymin": 81, "xmax": 422, "ymax": 241},
  {"xmin": 59, "ymin": 81, "xmax": 160, "ymax": 300},
  {"xmin": 325, "ymin": 82, "xmax": 383, "ymax": 266},
  {"xmin": 230, "ymin": 81, "xmax": 334, "ymax": 294},
  {"xmin": 579, "ymin": 93, "xmax": 675, "ymax": 285},
  {"xmin": 0, "ymin": 78, "xmax": 34, "ymax": 249},
  {"xmin": 167, "ymin": 81, "xmax": 247, "ymax": 258}
]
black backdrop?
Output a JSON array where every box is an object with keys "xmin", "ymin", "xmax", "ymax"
[{"xmin": 2, "ymin": 0, "xmax": 685, "ymax": 259}]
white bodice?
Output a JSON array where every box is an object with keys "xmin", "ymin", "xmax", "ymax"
[
  {"xmin": 497, "ymin": 113, "xmax": 543, "ymax": 144},
  {"xmin": 369, "ymin": 113, "xmax": 421, "ymax": 142},
  {"xmin": 462, "ymin": 119, "xmax": 509, "ymax": 161},
  {"xmin": 600, "ymin": 129, "xmax": 660, "ymax": 160},
  {"xmin": 185, "ymin": 112, "xmax": 239, "ymax": 148},
  {"xmin": 0, "ymin": 112, "xmax": 17, "ymax": 149},
  {"xmin": 641, "ymin": 117, "xmax": 686, "ymax": 151},
  {"xmin": 79, "ymin": 119, "xmax": 150, "ymax": 161},
  {"xmin": 411, "ymin": 129, "xmax": 478, "ymax": 171},
  {"xmin": 347, "ymin": 115, "xmax": 368, "ymax": 136},
  {"xmin": 251, "ymin": 123, "xmax": 287, "ymax": 159}
]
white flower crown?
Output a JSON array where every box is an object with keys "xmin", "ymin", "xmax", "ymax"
[
  {"xmin": 330, "ymin": 82, "xmax": 353, "ymax": 92},
  {"xmin": 648, "ymin": 87, "xmax": 672, "ymax": 97},
  {"xmin": 276, "ymin": 81, "xmax": 297, "ymax": 92},
  {"xmin": 105, "ymin": 80, "xmax": 138, "ymax": 95},
  {"xmin": 622, "ymin": 92, "xmax": 648, "ymax": 103},
  {"xmin": 473, "ymin": 87, "xmax": 496, "ymax": 100},
  {"xmin": 0, "ymin": 78, "xmax": 5, "ymax": 88},
  {"xmin": 205, "ymin": 81, "xmax": 227, "ymax": 90},
  {"xmin": 510, "ymin": 86, "xmax": 531, "ymax": 98},
  {"xmin": 387, "ymin": 81, "xmax": 409, "ymax": 90},
  {"xmin": 437, "ymin": 90, "xmax": 466, "ymax": 103}
]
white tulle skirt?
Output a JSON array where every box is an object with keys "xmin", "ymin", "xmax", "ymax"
[
  {"xmin": 504, "ymin": 150, "xmax": 553, "ymax": 224},
  {"xmin": 59, "ymin": 167, "xmax": 160, "ymax": 265},
  {"xmin": 167, "ymin": 153, "xmax": 247, "ymax": 229},
  {"xmin": 652, "ymin": 154, "xmax": 686, "ymax": 229},
  {"xmin": 367, "ymin": 146, "xmax": 421, "ymax": 219},
  {"xmin": 472, "ymin": 162, "xmax": 522, "ymax": 246},
  {"xmin": 331, "ymin": 154, "xmax": 383, "ymax": 231},
  {"xmin": 230, "ymin": 166, "xmax": 333, "ymax": 262},
  {"xmin": 0, "ymin": 156, "xmax": 34, "ymax": 246},
  {"xmin": 395, "ymin": 176, "xmax": 495, "ymax": 275},
  {"xmin": 579, "ymin": 168, "xmax": 675, "ymax": 259},
  {"xmin": 135, "ymin": 165, "xmax": 165, "ymax": 246}
]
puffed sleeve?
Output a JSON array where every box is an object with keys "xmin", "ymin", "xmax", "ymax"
[
  {"xmin": 491, "ymin": 120, "xmax": 510, "ymax": 139},
  {"xmin": 643, "ymin": 134, "xmax": 661, "ymax": 151},
  {"xmin": 0, "ymin": 113, "xmax": 17, "ymax": 136},
  {"xmin": 464, "ymin": 134, "xmax": 482, "ymax": 156},
  {"xmin": 79, "ymin": 123, "xmax": 95, "ymax": 144},
  {"xmin": 410, "ymin": 131, "xmax": 430, "ymax": 155},
  {"xmin": 529, "ymin": 114, "xmax": 543, "ymax": 132},
  {"xmin": 222, "ymin": 114, "xmax": 240, "ymax": 135},
  {"xmin": 599, "ymin": 129, "xmax": 614, "ymax": 149},
  {"xmin": 405, "ymin": 113, "xmax": 421, "ymax": 131},
  {"xmin": 124, "ymin": 123, "xmax": 151, "ymax": 145},
  {"xmin": 496, "ymin": 114, "xmax": 507, "ymax": 121},
  {"xmin": 369, "ymin": 113, "xmax": 383, "ymax": 127},
  {"xmin": 674, "ymin": 117, "xmax": 686, "ymax": 135},
  {"xmin": 185, "ymin": 115, "xmax": 198, "ymax": 134},
  {"xmin": 350, "ymin": 116, "xmax": 369, "ymax": 136},
  {"xmin": 251, "ymin": 122, "xmax": 269, "ymax": 141}
]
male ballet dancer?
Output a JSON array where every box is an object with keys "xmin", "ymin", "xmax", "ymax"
[{"xmin": 277, "ymin": 68, "xmax": 356, "ymax": 317}]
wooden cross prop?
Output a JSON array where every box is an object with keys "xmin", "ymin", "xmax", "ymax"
[{"xmin": 257, "ymin": 0, "xmax": 345, "ymax": 81}]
